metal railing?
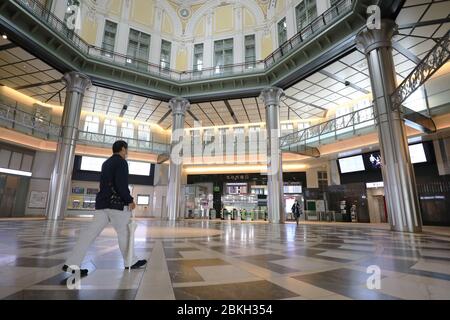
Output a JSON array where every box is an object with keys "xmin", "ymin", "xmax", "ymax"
[
  {"xmin": 280, "ymin": 105, "xmax": 376, "ymax": 150},
  {"xmin": 77, "ymin": 131, "xmax": 170, "ymax": 154},
  {"xmin": 15, "ymin": 0, "xmax": 354, "ymax": 82},
  {"xmin": 265, "ymin": 0, "xmax": 354, "ymax": 68},
  {"xmin": 0, "ymin": 101, "xmax": 170, "ymax": 154},
  {"xmin": 0, "ymin": 101, "xmax": 62, "ymax": 138},
  {"xmin": 391, "ymin": 29, "xmax": 450, "ymax": 111}
]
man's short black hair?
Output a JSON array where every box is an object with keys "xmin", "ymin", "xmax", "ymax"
[{"xmin": 112, "ymin": 140, "xmax": 128, "ymax": 153}]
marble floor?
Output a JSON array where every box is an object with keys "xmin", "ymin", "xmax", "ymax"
[{"xmin": 1, "ymin": 218, "xmax": 450, "ymax": 300}]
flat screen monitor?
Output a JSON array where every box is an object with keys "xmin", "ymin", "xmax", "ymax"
[
  {"xmin": 284, "ymin": 185, "xmax": 302, "ymax": 194},
  {"xmin": 80, "ymin": 156, "xmax": 151, "ymax": 176},
  {"xmin": 367, "ymin": 152, "xmax": 382, "ymax": 169},
  {"xmin": 80, "ymin": 156, "xmax": 106, "ymax": 172},
  {"xmin": 409, "ymin": 143, "xmax": 427, "ymax": 164},
  {"xmin": 338, "ymin": 155, "xmax": 365, "ymax": 173},
  {"xmin": 128, "ymin": 161, "xmax": 151, "ymax": 176},
  {"xmin": 226, "ymin": 183, "xmax": 248, "ymax": 195},
  {"xmin": 137, "ymin": 195, "xmax": 150, "ymax": 205}
]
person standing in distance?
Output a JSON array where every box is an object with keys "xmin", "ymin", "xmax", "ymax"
[
  {"xmin": 63, "ymin": 141, "xmax": 147, "ymax": 277},
  {"xmin": 292, "ymin": 200, "xmax": 301, "ymax": 226}
]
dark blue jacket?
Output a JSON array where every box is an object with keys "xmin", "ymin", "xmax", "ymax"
[{"xmin": 95, "ymin": 154, "xmax": 134, "ymax": 210}]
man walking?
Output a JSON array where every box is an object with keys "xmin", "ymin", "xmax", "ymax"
[
  {"xmin": 63, "ymin": 140, "xmax": 147, "ymax": 277},
  {"xmin": 292, "ymin": 200, "xmax": 302, "ymax": 226}
]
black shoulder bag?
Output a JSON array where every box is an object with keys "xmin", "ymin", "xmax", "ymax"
[{"xmin": 108, "ymin": 182, "xmax": 125, "ymax": 208}]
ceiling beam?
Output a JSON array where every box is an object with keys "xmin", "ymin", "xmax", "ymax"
[
  {"xmin": 0, "ymin": 42, "xmax": 17, "ymax": 51},
  {"xmin": 187, "ymin": 109, "xmax": 199, "ymax": 122},
  {"xmin": 224, "ymin": 100, "xmax": 239, "ymax": 124},
  {"xmin": 398, "ymin": 17, "xmax": 450, "ymax": 30},
  {"xmin": 157, "ymin": 109, "xmax": 171, "ymax": 125},
  {"xmin": 13, "ymin": 78, "xmax": 61, "ymax": 90},
  {"xmin": 319, "ymin": 70, "xmax": 370, "ymax": 94},
  {"xmin": 145, "ymin": 100, "xmax": 163, "ymax": 122},
  {"xmin": 392, "ymin": 42, "xmax": 422, "ymax": 64},
  {"xmin": 44, "ymin": 85, "xmax": 65, "ymax": 103},
  {"xmin": 209, "ymin": 102, "xmax": 226, "ymax": 125},
  {"xmin": 283, "ymin": 94, "xmax": 327, "ymax": 112}
]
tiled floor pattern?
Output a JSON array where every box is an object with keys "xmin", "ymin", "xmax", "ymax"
[{"xmin": 1, "ymin": 219, "xmax": 450, "ymax": 300}]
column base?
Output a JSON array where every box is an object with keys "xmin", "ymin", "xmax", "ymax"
[{"xmin": 390, "ymin": 224, "xmax": 422, "ymax": 233}]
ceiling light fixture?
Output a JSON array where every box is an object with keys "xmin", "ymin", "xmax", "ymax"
[
  {"xmin": 119, "ymin": 105, "xmax": 127, "ymax": 117},
  {"xmin": 2, "ymin": 34, "xmax": 7, "ymax": 39}
]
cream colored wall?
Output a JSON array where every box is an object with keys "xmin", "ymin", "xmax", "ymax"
[
  {"xmin": 162, "ymin": 11, "xmax": 173, "ymax": 35},
  {"xmin": 261, "ymin": 34, "xmax": 273, "ymax": 59},
  {"xmin": 74, "ymin": 0, "xmax": 324, "ymax": 70},
  {"xmin": 81, "ymin": 19, "xmax": 98, "ymax": 45},
  {"xmin": 276, "ymin": 0, "xmax": 286, "ymax": 14},
  {"xmin": 109, "ymin": 0, "xmax": 123, "ymax": 16},
  {"xmin": 194, "ymin": 16, "xmax": 205, "ymax": 38},
  {"xmin": 129, "ymin": 0, "xmax": 154, "ymax": 27},
  {"xmin": 175, "ymin": 48, "xmax": 188, "ymax": 71},
  {"xmin": 214, "ymin": 5, "xmax": 234, "ymax": 34},
  {"xmin": 243, "ymin": 8, "xmax": 256, "ymax": 29}
]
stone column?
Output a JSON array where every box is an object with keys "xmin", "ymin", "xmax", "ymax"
[
  {"xmin": 166, "ymin": 97, "xmax": 190, "ymax": 221},
  {"xmin": 46, "ymin": 72, "xmax": 91, "ymax": 220},
  {"xmin": 260, "ymin": 87, "xmax": 285, "ymax": 224},
  {"xmin": 356, "ymin": 19, "xmax": 422, "ymax": 233}
]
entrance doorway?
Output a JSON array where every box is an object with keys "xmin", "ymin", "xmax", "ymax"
[
  {"xmin": 0, "ymin": 174, "xmax": 29, "ymax": 217},
  {"xmin": 367, "ymin": 187, "xmax": 388, "ymax": 223}
]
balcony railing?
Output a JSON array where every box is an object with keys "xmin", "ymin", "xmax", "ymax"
[
  {"xmin": 265, "ymin": 0, "xmax": 354, "ymax": 68},
  {"xmin": 15, "ymin": 0, "xmax": 354, "ymax": 82},
  {"xmin": 0, "ymin": 101, "xmax": 62, "ymax": 138},
  {"xmin": 77, "ymin": 131, "xmax": 170, "ymax": 154},
  {"xmin": 280, "ymin": 105, "xmax": 376, "ymax": 151},
  {"xmin": 0, "ymin": 101, "xmax": 170, "ymax": 154}
]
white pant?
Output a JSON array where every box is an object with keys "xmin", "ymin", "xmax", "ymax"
[{"xmin": 65, "ymin": 208, "xmax": 138, "ymax": 268}]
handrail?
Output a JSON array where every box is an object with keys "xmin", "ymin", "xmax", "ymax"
[
  {"xmin": 0, "ymin": 100, "xmax": 62, "ymax": 138},
  {"xmin": 14, "ymin": 0, "xmax": 354, "ymax": 82},
  {"xmin": 77, "ymin": 130, "xmax": 170, "ymax": 153},
  {"xmin": 280, "ymin": 105, "xmax": 375, "ymax": 148},
  {"xmin": 0, "ymin": 101, "xmax": 170, "ymax": 153},
  {"xmin": 264, "ymin": 0, "xmax": 353, "ymax": 68}
]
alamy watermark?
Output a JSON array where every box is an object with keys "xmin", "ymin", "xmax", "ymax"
[
  {"xmin": 65, "ymin": 4, "xmax": 82, "ymax": 32},
  {"xmin": 366, "ymin": 265, "xmax": 381, "ymax": 290},
  {"xmin": 66, "ymin": 265, "xmax": 81, "ymax": 290},
  {"xmin": 366, "ymin": 5, "xmax": 381, "ymax": 30}
]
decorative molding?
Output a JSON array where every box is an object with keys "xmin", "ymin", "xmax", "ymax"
[
  {"xmin": 169, "ymin": 97, "xmax": 190, "ymax": 116},
  {"xmin": 356, "ymin": 19, "xmax": 398, "ymax": 54},
  {"xmin": 62, "ymin": 72, "xmax": 92, "ymax": 94},
  {"xmin": 259, "ymin": 87, "xmax": 284, "ymax": 107}
]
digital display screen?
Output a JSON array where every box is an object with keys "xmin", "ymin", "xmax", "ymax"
[
  {"xmin": 86, "ymin": 188, "xmax": 99, "ymax": 195},
  {"xmin": 226, "ymin": 183, "xmax": 248, "ymax": 195},
  {"xmin": 72, "ymin": 187, "xmax": 85, "ymax": 194},
  {"xmin": 284, "ymin": 185, "xmax": 302, "ymax": 194},
  {"xmin": 80, "ymin": 156, "xmax": 151, "ymax": 176},
  {"xmin": 128, "ymin": 161, "xmax": 151, "ymax": 176},
  {"xmin": 137, "ymin": 195, "xmax": 150, "ymax": 205},
  {"xmin": 338, "ymin": 155, "xmax": 365, "ymax": 173},
  {"xmin": 367, "ymin": 152, "xmax": 382, "ymax": 169},
  {"xmin": 409, "ymin": 143, "xmax": 427, "ymax": 164},
  {"xmin": 80, "ymin": 156, "xmax": 105, "ymax": 172}
]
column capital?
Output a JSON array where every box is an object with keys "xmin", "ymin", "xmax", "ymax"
[
  {"xmin": 169, "ymin": 97, "xmax": 190, "ymax": 116},
  {"xmin": 259, "ymin": 87, "xmax": 284, "ymax": 107},
  {"xmin": 356, "ymin": 19, "xmax": 398, "ymax": 54},
  {"xmin": 62, "ymin": 72, "xmax": 91, "ymax": 94}
]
